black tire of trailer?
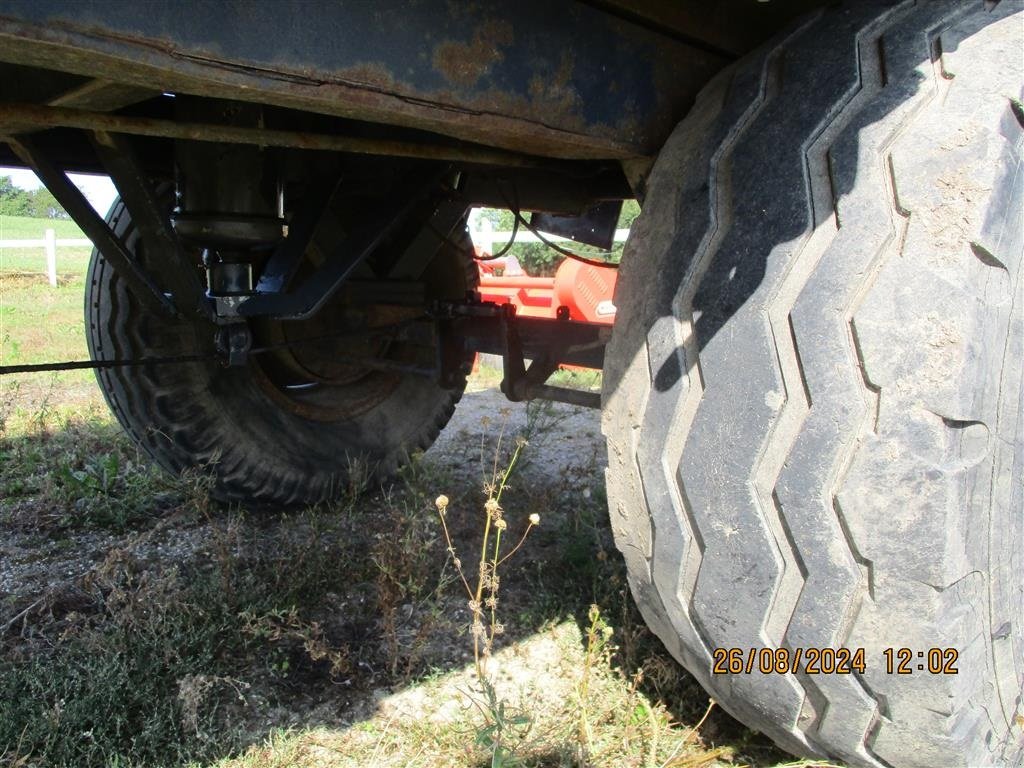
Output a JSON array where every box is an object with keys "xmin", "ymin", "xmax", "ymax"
[
  {"xmin": 602, "ymin": 2, "xmax": 1022, "ymax": 766},
  {"xmin": 86, "ymin": 199, "xmax": 474, "ymax": 506}
]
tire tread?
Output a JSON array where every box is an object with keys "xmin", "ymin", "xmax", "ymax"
[{"xmin": 602, "ymin": 2, "xmax": 1023, "ymax": 765}]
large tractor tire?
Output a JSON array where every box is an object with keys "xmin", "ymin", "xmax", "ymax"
[
  {"xmin": 86, "ymin": 196, "xmax": 473, "ymax": 505},
  {"xmin": 603, "ymin": 2, "xmax": 1022, "ymax": 766}
]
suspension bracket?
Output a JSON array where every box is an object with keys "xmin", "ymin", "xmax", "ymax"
[{"xmin": 433, "ymin": 300, "xmax": 607, "ymax": 408}]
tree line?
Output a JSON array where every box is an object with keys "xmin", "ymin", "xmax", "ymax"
[{"xmin": 0, "ymin": 175, "xmax": 69, "ymax": 219}]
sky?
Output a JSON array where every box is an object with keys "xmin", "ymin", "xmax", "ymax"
[{"xmin": 1, "ymin": 166, "xmax": 118, "ymax": 215}]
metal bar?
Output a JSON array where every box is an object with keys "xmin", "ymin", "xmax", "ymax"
[
  {"xmin": 522, "ymin": 383, "xmax": 602, "ymax": 409},
  {"xmin": 91, "ymin": 130, "xmax": 210, "ymax": 319},
  {"xmin": 0, "ymin": 354, "xmax": 210, "ymax": 375},
  {"xmin": 256, "ymin": 177, "xmax": 343, "ymax": 294},
  {"xmin": 511, "ymin": 316, "xmax": 610, "ymax": 370},
  {"xmin": 464, "ymin": 331, "xmax": 606, "ymax": 370},
  {"xmin": 0, "ymin": 349, "xmax": 434, "ymax": 378},
  {"xmin": 490, "ymin": 305, "xmax": 602, "ymax": 408},
  {"xmin": 454, "ymin": 311, "xmax": 610, "ymax": 370},
  {"xmin": 0, "ymin": 102, "xmax": 545, "ymax": 168},
  {"xmin": 500, "ymin": 305, "xmax": 528, "ymax": 398},
  {"xmin": 386, "ymin": 198, "xmax": 470, "ymax": 280},
  {"xmin": 48, "ymin": 80, "xmax": 159, "ymax": 111},
  {"xmin": 3, "ymin": 134, "xmax": 177, "ymax": 316},
  {"xmin": 478, "ymin": 276, "xmax": 562, "ymax": 290},
  {"xmin": 238, "ymin": 175, "xmax": 438, "ymax": 319}
]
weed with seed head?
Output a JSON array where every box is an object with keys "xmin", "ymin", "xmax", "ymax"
[
  {"xmin": 435, "ymin": 418, "xmax": 540, "ymax": 766},
  {"xmin": 436, "ymin": 434, "xmax": 535, "ymax": 679},
  {"xmin": 576, "ymin": 603, "xmax": 614, "ymax": 758}
]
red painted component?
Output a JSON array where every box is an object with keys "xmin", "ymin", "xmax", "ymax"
[
  {"xmin": 552, "ymin": 258, "xmax": 618, "ymax": 324},
  {"xmin": 475, "ymin": 253, "xmax": 617, "ymax": 325}
]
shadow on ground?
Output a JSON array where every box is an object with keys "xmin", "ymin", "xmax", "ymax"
[{"xmin": 0, "ymin": 386, "xmax": 788, "ymax": 767}]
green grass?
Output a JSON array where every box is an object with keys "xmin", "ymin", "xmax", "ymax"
[
  {"xmin": 0, "ymin": 214, "xmax": 92, "ymax": 275},
  {"xmin": 0, "ymin": 214, "xmax": 88, "ymax": 240},
  {"xmin": 0, "ymin": 495, "xmax": 382, "ymax": 766},
  {"xmin": 1, "ymin": 216, "xmax": 94, "ymax": 392},
  {"xmin": 1, "ymin": 399, "xmax": 177, "ymax": 530},
  {"xmin": 0, "ymin": 274, "xmax": 89, "ymax": 363}
]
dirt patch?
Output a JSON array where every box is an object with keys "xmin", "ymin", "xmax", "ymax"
[{"xmin": 0, "ymin": 380, "xmax": 784, "ymax": 767}]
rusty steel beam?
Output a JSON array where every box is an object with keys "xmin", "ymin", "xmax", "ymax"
[
  {"xmin": 5, "ymin": 134, "xmax": 178, "ymax": 316},
  {"xmin": 91, "ymin": 130, "xmax": 211, "ymax": 320},
  {"xmin": 0, "ymin": 102, "xmax": 548, "ymax": 167},
  {"xmin": 48, "ymin": 79, "xmax": 159, "ymax": 111},
  {"xmin": 0, "ymin": 0, "xmax": 730, "ymax": 159}
]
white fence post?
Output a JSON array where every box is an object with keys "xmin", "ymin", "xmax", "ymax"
[
  {"xmin": 0, "ymin": 229, "xmax": 92, "ymax": 287},
  {"xmin": 477, "ymin": 217, "xmax": 493, "ymax": 255},
  {"xmin": 44, "ymin": 228, "xmax": 57, "ymax": 287}
]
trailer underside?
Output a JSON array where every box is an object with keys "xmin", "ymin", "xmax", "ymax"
[{"xmin": 0, "ymin": 1, "xmax": 817, "ymax": 396}]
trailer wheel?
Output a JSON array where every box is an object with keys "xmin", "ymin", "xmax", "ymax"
[
  {"xmin": 86, "ymin": 197, "xmax": 474, "ymax": 505},
  {"xmin": 602, "ymin": 2, "xmax": 1022, "ymax": 766}
]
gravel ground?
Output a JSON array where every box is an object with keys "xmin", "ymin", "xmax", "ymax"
[{"xmin": 0, "ymin": 376, "xmax": 790, "ymax": 767}]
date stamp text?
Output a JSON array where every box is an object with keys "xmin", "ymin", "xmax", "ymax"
[{"xmin": 711, "ymin": 647, "xmax": 958, "ymax": 675}]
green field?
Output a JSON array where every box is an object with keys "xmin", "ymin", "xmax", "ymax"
[
  {"xmin": 0, "ymin": 214, "xmax": 93, "ymax": 274},
  {"xmin": 0, "ymin": 273, "xmax": 90, "ymax": 362},
  {"xmin": 0, "ymin": 216, "xmax": 94, "ymax": 391},
  {"xmin": 0, "ymin": 214, "xmax": 88, "ymax": 240}
]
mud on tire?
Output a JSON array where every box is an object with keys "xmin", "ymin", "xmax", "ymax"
[{"xmin": 602, "ymin": 2, "xmax": 1023, "ymax": 766}]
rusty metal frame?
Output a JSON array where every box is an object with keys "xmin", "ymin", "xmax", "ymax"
[
  {"xmin": 90, "ymin": 130, "xmax": 211, "ymax": 319},
  {"xmin": 0, "ymin": 103, "xmax": 544, "ymax": 168},
  {"xmin": 5, "ymin": 134, "xmax": 178, "ymax": 316},
  {"xmin": 0, "ymin": 0, "xmax": 732, "ymax": 159}
]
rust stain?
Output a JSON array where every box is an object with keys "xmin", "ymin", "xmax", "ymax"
[
  {"xmin": 527, "ymin": 50, "xmax": 580, "ymax": 123},
  {"xmin": 432, "ymin": 20, "xmax": 513, "ymax": 89},
  {"xmin": 0, "ymin": 18, "xmax": 660, "ymax": 158},
  {"xmin": 330, "ymin": 61, "xmax": 399, "ymax": 91}
]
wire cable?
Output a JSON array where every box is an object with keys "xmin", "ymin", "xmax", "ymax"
[
  {"xmin": 470, "ymin": 211, "xmax": 519, "ymax": 261},
  {"xmin": 0, "ymin": 318, "xmax": 429, "ymax": 376},
  {"xmin": 495, "ymin": 183, "xmax": 621, "ymax": 269}
]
